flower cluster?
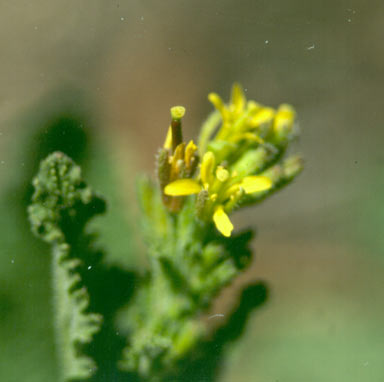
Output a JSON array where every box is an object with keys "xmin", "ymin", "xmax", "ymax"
[
  {"xmin": 157, "ymin": 84, "xmax": 298, "ymax": 237},
  {"xmin": 164, "ymin": 152, "xmax": 272, "ymax": 237}
]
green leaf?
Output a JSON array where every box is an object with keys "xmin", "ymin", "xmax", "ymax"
[{"xmin": 28, "ymin": 152, "xmax": 105, "ymax": 381}]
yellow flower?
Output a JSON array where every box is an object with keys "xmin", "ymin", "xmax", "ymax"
[
  {"xmin": 158, "ymin": 85, "xmax": 296, "ymax": 234},
  {"xmin": 164, "ymin": 151, "xmax": 272, "ymax": 237},
  {"xmin": 204, "ymin": 83, "xmax": 295, "ymax": 158}
]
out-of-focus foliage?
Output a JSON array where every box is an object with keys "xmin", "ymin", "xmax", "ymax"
[{"xmin": 0, "ymin": 92, "xmax": 137, "ymax": 382}]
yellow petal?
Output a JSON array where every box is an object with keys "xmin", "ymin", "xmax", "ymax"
[
  {"xmin": 170, "ymin": 142, "xmax": 186, "ymax": 179},
  {"xmin": 200, "ymin": 151, "xmax": 215, "ymax": 186},
  {"xmin": 185, "ymin": 140, "xmax": 198, "ymax": 168},
  {"xmin": 249, "ymin": 108, "xmax": 275, "ymax": 127},
  {"xmin": 230, "ymin": 83, "xmax": 246, "ymax": 114},
  {"xmin": 247, "ymin": 100, "xmax": 261, "ymax": 114},
  {"xmin": 208, "ymin": 92, "xmax": 225, "ymax": 112},
  {"xmin": 164, "ymin": 126, "xmax": 172, "ymax": 149},
  {"xmin": 208, "ymin": 92, "xmax": 229, "ymax": 120},
  {"xmin": 213, "ymin": 206, "xmax": 234, "ymax": 237},
  {"xmin": 241, "ymin": 176, "xmax": 272, "ymax": 194},
  {"xmin": 172, "ymin": 143, "xmax": 185, "ymax": 162},
  {"xmin": 164, "ymin": 179, "xmax": 201, "ymax": 196},
  {"xmin": 274, "ymin": 104, "xmax": 295, "ymax": 132}
]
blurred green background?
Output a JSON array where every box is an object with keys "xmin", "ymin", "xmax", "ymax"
[{"xmin": 1, "ymin": 1, "xmax": 384, "ymax": 381}]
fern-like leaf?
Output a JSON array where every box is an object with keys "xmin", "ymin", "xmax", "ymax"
[{"xmin": 28, "ymin": 152, "xmax": 105, "ymax": 381}]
